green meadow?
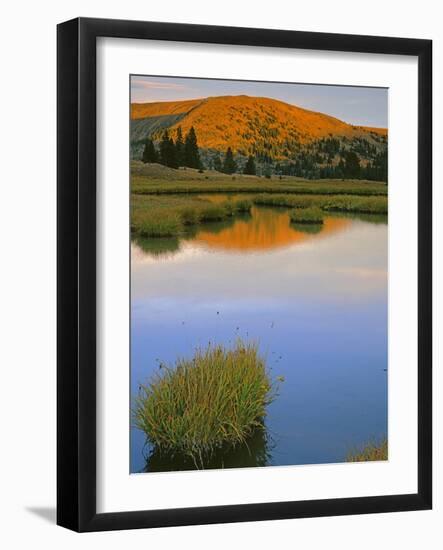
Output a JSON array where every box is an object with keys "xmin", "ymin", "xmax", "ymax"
[{"xmin": 132, "ymin": 164, "xmax": 387, "ymax": 197}]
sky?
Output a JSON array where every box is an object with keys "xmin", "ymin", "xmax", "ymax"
[{"xmin": 131, "ymin": 75, "xmax": 388, "ymax": 128}]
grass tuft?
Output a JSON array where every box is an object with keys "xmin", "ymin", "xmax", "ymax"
[
  {"xmin": 223, "ymin": 201, "xmax": 238, "ymax": 217},
  {"xmin": 199, "ymin": 205, "xmax": 228, "ymax": 222},
  {"xmin": 135, "ymin": 211, "xmax": 183, "ymax": 237},
  {"xmin": 252, "ymin": 193, "xmax": 387, "ymax": 214},
  {"xmin": 346, "ymin": 438, "xmax": 388, "ymax": 462},
  {"xmin": 235, "ymin": 199, "xmax": 253, "ymax": 213},
  {"xmin": 133, "ymin": 339, "xmax": 275, "ymax": 465},
  {"xmin": 321, "ymin": 195, "xmax": 387, "ymax": 214},
  {"xmin": 180, "ymin": 206, "xmax": 201, "ymax": 226},
  {"xmin": 289, "ymin": 206, "xmax": 324, "ymax": 224}
]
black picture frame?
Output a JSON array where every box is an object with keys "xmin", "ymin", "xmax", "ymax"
[{"xmin": 57, "ymin": 17, "xmax": 432, "ymax": 532}]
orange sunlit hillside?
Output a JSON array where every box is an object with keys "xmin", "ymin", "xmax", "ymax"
[
  {"xmin": 131, "ymin": 95, "xmax": 387, "ymax": 159},
  {"xmin": 131, "ymin": 98, "xmax": 202, "ymax": 119}
]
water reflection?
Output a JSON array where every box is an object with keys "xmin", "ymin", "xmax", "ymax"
[
  {"xmin": 195, "ymin": 207, "xmax": 351, "ymax": 252},
  {"xmin": 131, "ymin": 199, "xmax": 388, "ymax": 473},
  {"xmin": 135, "ymin": 236, "xmax": 180, "ymax": 257},
  {"xmin": 134, "ymin": 203, "xmax": 387, "ymax": 260},
  {"xmin": 140, "ymin": 427, "xmax": 272, "ymax": 472}
]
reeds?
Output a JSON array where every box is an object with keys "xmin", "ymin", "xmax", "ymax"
[
  {"xmin": 346, "ymin": 438, "xmax": 388, "ymax": 462},
  {"xmin": 234, "ymin": 199, "xmax": 253, "ymax": 213},
  {"xmin": 133, "ymin": 339, "xmax": 275, "ymax": 465},
  {"xmin": 321, "ymin": 195, "xmax": 387, "ymax": 214},
  {"xmin": 252, "ymin": 194, "xmax": 387, "ymax": 214},
  {"xmin": 135, "ymin": 211, "xmax": 183, "ymax": 238},
  {"xmin": 199, "ymin": 205, "xmax": 228, "ymax": 222},
  {"xmin": 289, "ymin": 206, "xmax": 324, "ymax": 224},
  {"xmin": 130, "ymin": 192, "xmax": 386, "ymax": 239}
]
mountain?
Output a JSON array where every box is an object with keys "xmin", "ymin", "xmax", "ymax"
[{"xmin": 130, "ymin": 95, "xmax": 387, "ymax": 179}]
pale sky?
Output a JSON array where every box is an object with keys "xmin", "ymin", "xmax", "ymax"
[{"xmin": 131, "ymin": 75, "xmax": 388, "ymax": 128}]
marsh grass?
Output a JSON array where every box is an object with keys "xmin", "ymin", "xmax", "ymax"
[
  {"xmin": 131, "ymin": 195, "xmax": 253, "ymax": 238},
  {"xmin": 180, "ymin": 206, "xmax": 201, "ymax": 225},
  {"xmin": 235, "ymin": 199, "xmax": 253, "ymax": 213},
  {"xmin": 223, "ymin": 201, "xmax": 238, "ymax": 217},
  {"xmin": 252, "ymin": 193, "xmax": 387, "ymax": 214},
  {"xmin": 199, "ymin": 204, "xmax": 228, "ymax": 222},
  {"xmin": 130, "ymin": 191, "xmax": 386, "ymax": 239},
  {"xmin": 253, "ymin": 194, "xmax": 312, "ymax": 208},
  {"xmin": 346, "ymin": 438, "xmax": 388, "ymax": 462},
  {"xmin": 290, "ymin": 206, "xmax": 324, "ymax": 224},
  {"xmin": 134, "ymin": 210, "xmax": 183, "ymax": 237},
  {"xmin": 321, "ymin": 195, "xmax": 387, "ymax": 215},
  {"xmin": 133, "ymin": 339, "xmax": 275, "ymax": 466}
]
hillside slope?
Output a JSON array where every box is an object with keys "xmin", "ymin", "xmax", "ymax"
[{"xmin": 131, "ymin": 95, "xmax": 386, "ymax": 158}]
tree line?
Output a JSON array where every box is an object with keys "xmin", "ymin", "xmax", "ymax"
[
  {"xmin": 278, "ymin": 149, "xmax": 387, "ymax": 181},
  {"xmin": 142, "ymin": 126, "xmax": 200, "ymax": 169},
  {"xmin": 142, "ymin": 126, "xmax": 386, "ymax": 182},
  {"xmin": 142, "ymin": 127, "xmax": 257, "ymax": 175}
]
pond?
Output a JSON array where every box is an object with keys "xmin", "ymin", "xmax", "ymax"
[{"xmin": 130, "ymin": 198, "xmax": 388, "ymax": 473}]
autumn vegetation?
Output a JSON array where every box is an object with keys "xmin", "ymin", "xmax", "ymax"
[{"xmin": 131, "ymin": 95, "xmax": 388, "ymax": 181}]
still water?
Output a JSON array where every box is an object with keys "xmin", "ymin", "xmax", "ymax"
[{"xmin": 130, "ymin": 200, "xmax": 387, "ymax": 473}]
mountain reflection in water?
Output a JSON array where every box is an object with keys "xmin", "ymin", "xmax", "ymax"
[{"xmin": 195, "ymin": 206, "xmax": 350, "ymax": 252}]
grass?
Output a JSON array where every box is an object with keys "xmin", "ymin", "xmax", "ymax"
[
  {"xmin": 131, "ymin": 161, "xmax": 388, "ymax": 197},
  {"xmin": 252, "ymin": 193, "xmax": 387, "ymax": 214},
  {"xmin": 132, "ymin": 175, "xmax": 388, "ymax": 197},
  {"xmin": 253, "ymin": 194, "xmax": 313, "ymax": 208},
  {"xmin": 131, "ymin": 194, "xmax": 254, "ymax": 238},
  {"xmin": 180, "ymin": 206, "xmax": 201, "ymax": 225},
  {"xmin": 133, "ymin": 339, "xmax": 275, "ymax": 466},
  {"xmin": 346, "ymin": 438, "xmax": 388, "ymax": 462},
  {"xmin": 321, "ymin": 195, "xmax": 387, "ymax": 214},
  {"xmin": 199, "ymin": 204, "xmax": 228, "ymax": 222},
  {"xmin": 130, "ymin": 179, "xmax": 387, "ymax": 240},
  {"xmin": 133, "ymin": 210, "xmax": 183, "ymax": 238},
  {"xmin": 289, "ymin": 206, "xmax": 324, "ymax": 224},
  {"xmin": 131, "ymin": 192, "xmax": 386, "ymax": 239},
  {"xmin": 235, "ymin": 199, "xmax": 253, "ymax": 213}
]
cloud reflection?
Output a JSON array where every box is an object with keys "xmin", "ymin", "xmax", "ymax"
[{"xmin": 131, "ymin": 217, "xmax": 387, "ymax": 303}]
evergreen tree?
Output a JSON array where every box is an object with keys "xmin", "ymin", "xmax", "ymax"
[
  {"xmin": 159, "ymin": 130, "xmax": 178, "ymax": 168},
  {"xmin": 336, "ymin": 158, "xmax": 346, "ymax": 179},
  {"xmin": 243, "ymin": 155, "xmax": 256, "ymax": 175},
  {"xmin": 343, "ymin": 151, "xmax": 361, "ymax": 178},
  {"xmin": 175, "ymin": 126, "xmax": 184, "ymax": 167},
  {"xmin": 213, "ymin": 154, "xmax": 222, "ymax": 172},
  {"xmin": 159, "ymin": 130, "xmax": 171, "ymax": 166},
  {"xmin": 373, "ymin": 150, "xmax": 388, "ymax": 182},
  {"xmin": 184, "ymin": 126, "xmax": 201, "ymax": 168},
  {"xmin": 168, "ymin": 136, "xmax": 178, "ymax": 168},
  {"xmin": 142, "ymin": 138, "xmax": 158, "ymax": 163},
  {"xmin": 222, "ymin": 147, "xmax": 237, "ymax": 174}
]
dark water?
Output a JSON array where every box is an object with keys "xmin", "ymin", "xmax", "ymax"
[{"xmin": 130, "ymin": 202, "xmax": 388, "ymax": 473}]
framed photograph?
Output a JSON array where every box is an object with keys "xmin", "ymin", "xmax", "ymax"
[{"xmin": 57, "ymin": 17, "xmax": 432, "ymax": 531}]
